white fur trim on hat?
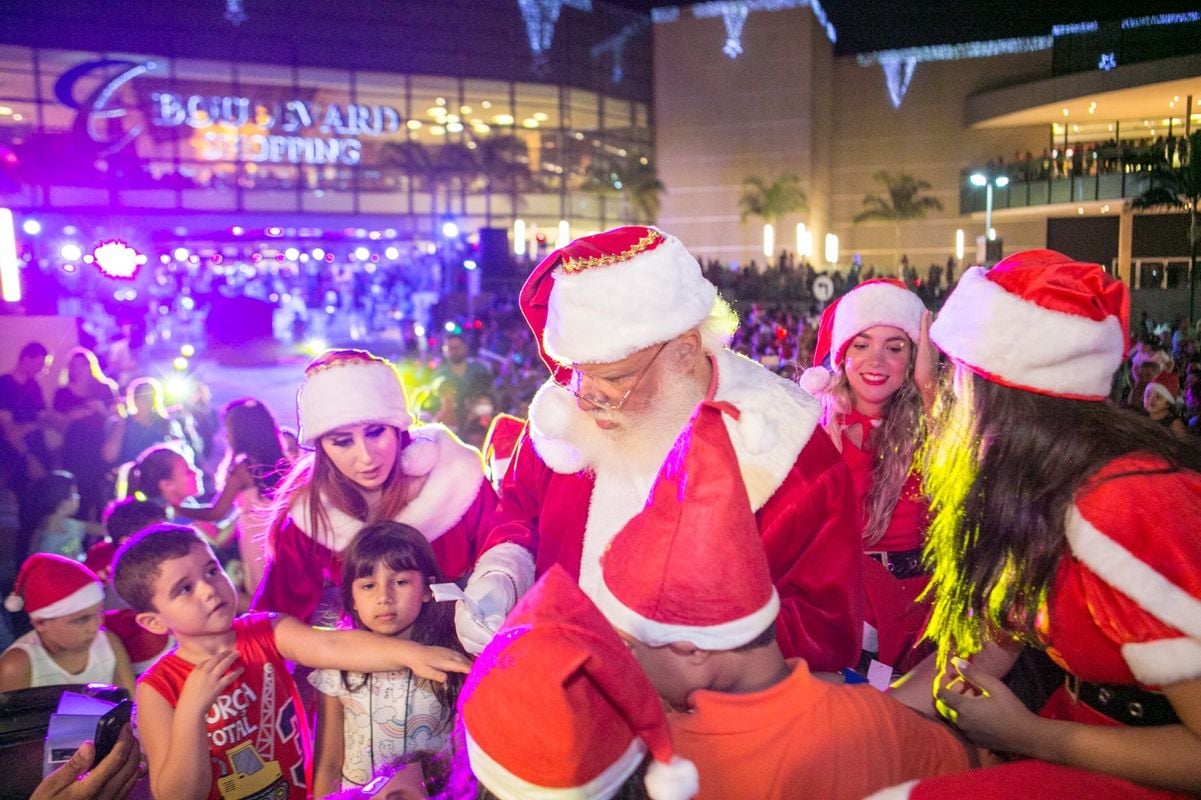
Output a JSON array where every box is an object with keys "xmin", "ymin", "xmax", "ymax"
[
  {"xmin": 466, "ymin": 731, "xmax": 645, "ymax": 800},
  {"xmin": 297, "ymin": 359, "xmax": 412, "ymax": 444},
  {"xmin": 594, "ymin": 574, "xmax": 781, "ymax": 651},
  {"xmin": 863, "ymin": 779, "xmax": 919, "ymax": 800},
  {"xmin": 799, "ymin": 366, "xmax": 832, "ymax": 395},
  {"xmin": 1143, "ymin": 382, "xmax": 1176, "ymax": 405},
  {"xmin": 23, "ymin": 581, "xmax": 104, "ymax": 620},
  {"xmin": 643, "ymin": 756, "xmax": 700, "ymax": 800},
  {"xmin": 831, "ymin": 281, "xmax": 924, "ymax": 366},
  {"xmin": 930, "ymin": 267, "xmax": 1124, "ymax": 400},
  {"xmin": 544, "ymin": 232, "xmax": 716, "ymax": 365}
]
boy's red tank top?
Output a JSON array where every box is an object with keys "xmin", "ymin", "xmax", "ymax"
[{"xmin": 139, "ymin": 612, "xmax": 312, "ymax": 800}]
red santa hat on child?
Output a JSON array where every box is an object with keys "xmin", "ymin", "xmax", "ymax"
[
  {"xmin": 104, "ymin": 609, "xmax": 173, "ymax": 674},
  {"xmin": 519, "ymin": 225, "xmax": 723, "ymax": 382},
  {"xmin": 460, "ymin": 566, "xmax": 698, "ymax": 800},
  {"xmin": 1143, "ymin": 379, "xmax": 1176, "ymax": 405},
  {"xmin": 929, "ymin": 250, "xmax": 1128, "ymax": 401},
  {"xmin": 296, "ymin": 350, "xmax": 413, "ymax": 445},
  {"xmin": 5, "ymin": 553, "xmax": 104, "ymax": 619},
  {"xmin": 596, "ymin": 402, "xmax": 780, "ymax": 649},
  {"xmin": 799, "ymin": 278, "xmax": 926, "ymax": 395}
]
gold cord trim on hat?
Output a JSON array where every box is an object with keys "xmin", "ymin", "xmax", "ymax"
[{"xmin": 560, "ymin": 230, "xmax": 664, "ymax": 274}]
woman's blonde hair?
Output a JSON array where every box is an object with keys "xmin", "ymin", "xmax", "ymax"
[{"xmin": 816, "ymin": 347, "xmax": 924, "ymax": 548}]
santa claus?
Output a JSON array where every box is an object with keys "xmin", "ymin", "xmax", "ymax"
[{"xmin": 454, "ymin": 225, "xmax": 863, "ymax": 672}]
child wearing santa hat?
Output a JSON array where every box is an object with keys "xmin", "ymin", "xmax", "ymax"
[
  {"xmin": 250, "ymin": 348, "xmax": 495, "ymax": 627},
  {"xmin": 457, "ymin": 565, "xmax": 698, "ymax": 800},
  {"xmin": 907, "ymin": 249, "xmax": 1201, "ymax": 797},
  {"xmin": 0, "ymin": 553, "xmax": 135, "ymax": 694},
  {"xmin": 595, "ymin": 402, "xmax": 972, "ymax": 800},
  {"xmin": 800, "ymin": 278, "xmax": 937, "ymax": 673}
]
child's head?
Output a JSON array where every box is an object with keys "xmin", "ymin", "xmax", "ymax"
[
  {"xmin": 112, "ymin": 524, "xmax": 236, "ymax": 639},
  {"xmin": 459, "ymin": 567, "xmax": 696, "ymax": 800},
  {"xmin": 4, "ymin": 553, "xmax": 105, "ymax": 654},
  {"xmin": 340, "ymin": 522, "xmax": 444, "ymax": 642},
  {"xmin": 597, "ymin": 404, "xmax": 781, "ymax": 708},
  {"xmin": 26, "ymin": 470, "xmax": 79, "ymax": 524},
  {"xmin": 128, "ymin": 445, "xmax": 201, "ymax": 505},
  {"xmin": 102, "ymin": 497, "xmax": 169, "ymax": 544}
]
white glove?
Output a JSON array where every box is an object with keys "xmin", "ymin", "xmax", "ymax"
[{"xmin": 455, "ymin": 571, "xmax": 517, "ymax": 655}]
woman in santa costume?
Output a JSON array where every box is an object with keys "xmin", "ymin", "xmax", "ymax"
[
  {"xmin": 454, "ymin": 225, "xmax": 862, "ymax": 673},
  {"xmin": 251, "ymin": 349, "xmax": 495, "ymax": 625},
  {"xmin": 892, "ymin": 250, "xmax": 1201, "ymax": 797},
  {"xmin": 800, "ymin": 278, "xmax": 937, "ymax": 673}
]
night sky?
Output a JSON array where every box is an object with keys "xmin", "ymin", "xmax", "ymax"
[{"xmin": 611, "ymin": 0, "xmax": 1201, "ymax": 55}]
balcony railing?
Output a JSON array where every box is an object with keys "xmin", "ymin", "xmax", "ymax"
[{"xmin": 960, "ymin": 170, "xmax": 1154, "ymax": 214}]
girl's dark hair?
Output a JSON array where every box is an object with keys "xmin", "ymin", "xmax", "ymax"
[
  {"xmin": 222, "ymin": 397, "xmax": 287, "ymax": 495},
  {"xmin": 127, "ymin": 445, "xmax": 187, "ymax": 501},
  {"xmin": 18, "ymin": 470, "xmax": 77, "ymax": 557},
  {"xmin": 921, "ymin": 371, "xmax": 1201, "ymax": 659},
  {"xmin": 338, "ymin": 521, "xmax": 466, "ymax": 728}
]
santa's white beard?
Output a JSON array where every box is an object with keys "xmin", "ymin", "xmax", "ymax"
[{"xmin": 580, "ymin": 369, "xmax": 706, "ymax": 482}]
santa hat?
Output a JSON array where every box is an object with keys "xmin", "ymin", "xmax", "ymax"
[
  {"xmin": 520, "ymin": 225, "xmax": 719, "ymax": 380},
  {"xmin": 5, "ymin": 553, "xmax": 104, "ymax": 619},
  {"xmin": 596, "ymin": 402, "xmax": 779, "ymax": 649},
  {"xmin": 799, "ymin": 278, "xmax": 925, "ymax": 395},
  {"xmin": 297, "ymin": 350, "xmax": 412, "ymax": 444},
  {"xmin": 461, "ymin": 566, "xmax": 698, "ymax": 800},
  {"xmin": 84, "ymin": 540, "xmax": 116, "ymax": 577},
  {"xmin": 930, "ymin": 249, "xmax": 1128, "ymax": 401},
  {"xmin": 1143, "ymin": 380, "xmax": 1176, "ymax": 405},
  {"xmin": 482, "ymin": 413, "xmax": 525, "ymax": 487}
]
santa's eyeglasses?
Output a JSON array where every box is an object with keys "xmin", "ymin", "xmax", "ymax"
[{"xmin": 552, "ymin": 341, "xmax": 669, "ymax": 411}]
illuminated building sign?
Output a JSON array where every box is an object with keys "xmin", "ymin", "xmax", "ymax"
[{"xmin": 57, "ymin": 59, "xmax": 404, "ymax": 166}]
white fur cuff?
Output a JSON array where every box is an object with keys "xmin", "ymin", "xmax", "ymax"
[
  {"xmin": 1122, "ymin": 638, "xmax": 1201, "ymax": 686},
  {"xmin": 472, "ymin": 542, "xmax": 537, "ymax": 598}
]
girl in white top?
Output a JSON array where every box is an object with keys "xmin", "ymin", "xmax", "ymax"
[
  {"xmin": 0, "ymin": 553, "xmax": 134, "ymax": 695},
  {"xmin": 309, "ymin": 522, "xmax": 466, "ymax": 795}
]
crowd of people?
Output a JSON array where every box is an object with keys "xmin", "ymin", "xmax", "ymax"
[
  {"xmin": 0, "ymin": 225, "xmax": 1198, "ymax": 800},
  {"xmin": 974, "ymin": 133, "xmax": 1192, "ymax": 185}
]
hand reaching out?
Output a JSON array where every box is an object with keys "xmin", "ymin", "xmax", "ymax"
[
  {"xmin": 399, "ymin": 643, "xmax": 472, "ymax": 683},
  {"xmin": 935, "ymin": 657, "xmax": 1044, "ymax": 756}
]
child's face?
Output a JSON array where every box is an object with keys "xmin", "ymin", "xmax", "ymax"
[
  {"xmin": 350, "ymin": 563, "xmax": 430, "ymax": 639},
  {"xmin": 137, "ymin": 542, "xmax": 237, "ymax": 639},
  {"xmin": 617, "ymin": 630, "xmax": 705, "ymax": 712},
  {"xmin": 32, "ymin": 603, "xmax": 102, "ymax": 653},
  {"xmin": 160, "ymin": 456, "xmax": 202, "ymax": 504},
  {"xmin": 320, "ymin": 423, "xmax": 399, "ymax": 491}
]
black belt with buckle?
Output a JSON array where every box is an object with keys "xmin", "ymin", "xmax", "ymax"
[
  {"xmin": 867, "ymin": 547, "xmax": 926, "ymax": 580},
  {"xmin": 1064, "ymin": 673, "xmax": 1180, "ymax": 727}
]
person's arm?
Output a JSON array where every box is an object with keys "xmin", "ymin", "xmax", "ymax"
[
  {"xmin": 105, "ymin": 632, "xmax": 136, "ymax": 697},
  {"xmin": 0, "ymin": 647, "xmax": 32, "ymax": 692},
  {"xmin": 765, "ymin": 448, "xmax": 863, "ymax": 671},
  {"xmin": 914, "ymin": 309, "xmax": 940, "ymax": 413},
  {"xmin": 29, "ymin": 723, "xmax": 142, "ymax": 800},
  {"xmin": 272, "ymin": 615, "xmax": 471, "ymax": 683},
  {"xmin": 311, "ymin": 688, "xmax": 346, "ymax": 798},
  {"xmin": 137, "ymin": 651, "xmax": 242, "ymax": 800},
  {"xmin": 175, "ymin": 459, "xmax": 254, "ymax": 522},
  {"xmin": 938, "ymin": 661, "xmax": 1201, "ymax": 793},
  {"xmin": 99, "ymin": 415, "xmax": 125, "ymax": 465},
  {"xmin": 1170, "ymin": 418, "xmax": 1189, "ymax": 439}
]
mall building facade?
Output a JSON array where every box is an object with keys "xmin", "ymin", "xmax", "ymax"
[{"xmin": 0, "ymin": 0, "xmax": 654, "ymax": 276}]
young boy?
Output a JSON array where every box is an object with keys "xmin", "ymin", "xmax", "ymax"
[
  {"xmin": 111, "ymin": 523, "xmax": 471, "ymax": 800},
  {"xmin": 0, "ymin": 552, "xmax": 135, "ymax": 695},
  {"xmin": 596, "ymin": 403, "xmax": 975, "ymax": 800}
]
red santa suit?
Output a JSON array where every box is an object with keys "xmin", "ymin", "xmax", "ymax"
[
  {"xmin": 479, "ymin": 347, "xmax": 863, "ymax": 672},
  {"xmin": 252, "ymin": 424, "xmax": 495, "ymax": 622}
]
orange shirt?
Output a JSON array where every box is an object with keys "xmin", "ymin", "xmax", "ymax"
[{"xmin": 669, "ymin": 660, "xmax": 970, "ymax": 800}]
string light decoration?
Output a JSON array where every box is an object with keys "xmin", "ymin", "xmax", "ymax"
[
  {"xmin": 654, "ymin": 0, "xmax": 836, "ymax": 54},
  {"xmin": 224, "ymin": 0, "xmax": 246, "ymax": 26},
  {"xmin": 1122, "ymin": 11, "xmax": 1201, "ymax": 29},
  {"xmin": 1051, "ymin": 21, "xmax": 1098, "ymax": 36},
  {"xmin": 516, "ymin": 0, "xmax": 593, "ymax": 68},
  {"xmin": 882, "ymin": 57, "xmax": 917, "ymax": 109},
  {"xmin": 1098, "ymin": 53, "xmax": 1117, "ymax": 71},
  {"xmin": 590, "ymin": 19, "xmax": 649, "ymax": 83}
]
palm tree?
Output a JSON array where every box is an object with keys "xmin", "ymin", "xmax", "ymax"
[
  {"xmin": 587, "ymin": 152, "xmax": 666, "ymax": 224},
  {"xmin": 738, "ymin": 174, "xmax": 808, "ymax": 236},
  {"xmin": 1133, "ymin": 129, "xmax": 1201, "ymax": 322},
  {"xmin": 475, "ymin": 136, "xmax": 531, "ymax": 226},
  {"xmin": 853, "ymin": 171, "xmax": 943, "ymax": 272}
]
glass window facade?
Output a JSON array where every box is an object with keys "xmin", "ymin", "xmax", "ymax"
[{"xmin": 0, "ymin": 48, "xmax": 655, "ymax": 238}]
